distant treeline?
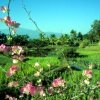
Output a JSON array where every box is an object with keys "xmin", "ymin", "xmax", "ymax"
[{"xmin": 0, "ymin": 19, "xmax": 100, "ymax": 46}]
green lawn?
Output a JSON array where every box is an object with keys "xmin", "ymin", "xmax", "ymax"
[
  {"xmin": 25, "ymin": 56, "xmax": 60, "ymax": 67},
  {"xmin": 76, "ymin": 45, "xmax": 100, "ymax": 69},
  {"xmin": 77, "ymin": 45, "xmax": 100, "ymax": 58}
]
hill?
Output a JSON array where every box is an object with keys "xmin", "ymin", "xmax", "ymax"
[{"xmin": 0, "ymin": 28, "xmax": 62, "ymax": 39}]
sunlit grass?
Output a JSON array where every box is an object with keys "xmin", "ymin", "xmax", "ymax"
[{"xmin": 25, "ymin": 56, "xmax": 60, "ymax": 68}]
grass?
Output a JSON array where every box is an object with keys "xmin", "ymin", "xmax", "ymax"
[
  {"xmin": 77, "ymin": 45, "xmax": 100, "ymax": 59},
  {"xmin": 0, "ymin": 54, "xmax": 12, "ymax": 65},
  {"xmin": 0, "ymin": 45, "xmax": 100, "ymax": 99},
  {"xmin": 0, "ymin": 45, "xmax": 100, "ymax": 68},
  {"xmin": 25, "ymin": 56, "xmax": 60, "ymax": 67},
  {"xmin": 75, "ymin": 45, "xmax": 100, "ymax": 69}
]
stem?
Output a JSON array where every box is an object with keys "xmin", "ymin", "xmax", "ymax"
[
  {"xmin": 7, "ymin": 0, "xmax": 12, "ymax": 37},
  {"xmin": 21, "ymin": 1, "xmax": 44, "ymax": 34},
  {"xmin": 8, "ymin": 0, "xmax": 11, "ymax": 17}
]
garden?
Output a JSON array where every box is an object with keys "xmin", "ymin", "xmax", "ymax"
[{"xmin": 0, "ymin": 0, "xmax": 100, "ymax": 100}]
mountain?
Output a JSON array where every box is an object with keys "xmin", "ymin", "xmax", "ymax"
[
  {"xmin": 0, "ymin": 28, "xmax": 40, "ymax": 39},
  {"xmin": 0, "ymin": 28, "xmax": 62, "ymax": 39}
]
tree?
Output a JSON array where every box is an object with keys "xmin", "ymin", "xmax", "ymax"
[
  {"xmin": 12, "ymin": 35, "xmax": 29, "ymax": 46},
  {"xmin": 77, "ymin": 32, "xmax": 83, "ymax": 41},
  {"xmin": 91, "ymin": 20, "xmax": 100, "ymax": 36},
  {"xmin": 59, "ymin": 34, "xmax": 69, "ymax": 45},
  {"xmin": 88, "ymin": 31, "xmax": 96, "ymax": 44},
  {"xmin": 68, "ymin": 30, "xmax": 79, "ymax": 46},
  {"xmin": 0, "ymin": 32, "xmax": 7, "ymax": 44},
  {"xmin": 39, "ymin": 32, "xmax": 46, "ymax": 41},
  {"xmin": 88, "ymin": 20, "xmax": 100, "ymax": 43},
  {"xmin": 70, "ymin": 29, "xmax": 77, "ymax": 40},
  {"xmin": 49, "ymin": 34, "xmax": 57, "ymax": 46}
]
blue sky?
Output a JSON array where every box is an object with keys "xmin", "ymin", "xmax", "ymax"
[{"xmin": 0, "ymin": 0, "xmax": 100, "ymax": 34}]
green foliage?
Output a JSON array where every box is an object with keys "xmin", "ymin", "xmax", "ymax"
[
  {"xmin": 63, "ymin": 47, "xmax": 79, "ymax": 58},
  {"xmin": 79, "ymin": 39, "xmax": 89, "ymax": 48},
  {"xmin": 58, "ymin": 34, "xmax": 69, "ymax": 45},
  {"xmin": 88, "ymin": 20, "xmax": 100, "ymax": 43},
  {"xmin": 11, "ymin": 35, "xmax": 29, "ymax": 46},
  {"xmin": 0, "ymin": 54, "xmax": 12, "ymax": 65},
  {"xmin": 25, "ymin": 39, "xmax": 54, "ymax": 56},
  {"xmin": 91, "ymin": 20, "xmax": 100, "ymax": 37},
  {"xmin": 24, "ymin": 46, "xmax": 54, "ymax": 57},
  {"xmin": 0, "ymin": 61, "xmax": 100, "ymax": 99},
  {"xmin": 0, "ymin": 32, "xmax": 7, "ymax": 44},
  {"xmin": 77, "ymin": 32, "xmax": 83, "ymax": 41},
  {"xmin": 70, "ymin": 29, "xmax": 77, "ymax": 40},
  {"xmin": 0, "ymin": 1, "xmax": 100, "ymax": 99}
]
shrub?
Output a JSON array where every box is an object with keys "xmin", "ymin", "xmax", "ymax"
[
  {"xmin": 24, "ymin": 46, "xmax": 54, "ymax": 57},
  {"xmin": 63, "ymin": 47, "xmax": 79, "ymax": 58},
  {"xmin": 0, "ymin": 32, "xmax": 7, "ymax": 44},
  {"xmin": 79, "ymin": 39, "xmax": 89, "ymax": 48},
  {"xmin": 58, "ymin": 47, "xmax": 79, "ymax": 59}
]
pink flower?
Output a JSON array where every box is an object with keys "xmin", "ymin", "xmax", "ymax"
[
  {"xmin": 34, "ymin": 71, "xmax": 40, "ymax": 77},
  {"xmin": 12, "ymin": 29, "xmax": 16, "ymax": 34},
  {"xmin": 48, "ymin": 87, "xmax": 53, "ymax": 94},
  {"xmin": 20, "ymin": 82, "xmax": 37, "ymax": 96},
  {"xmin": 34, "ymin": 62, "xmax": 40, "ymax": 67},
  {"xmin": 11, "ymin": 21, "xmax": 20, "ymax": 28},
  {"xmin": 12, "ymin": 55, "xmax": 24, "ymax": 62},
  {"xmin": 82, "ymin": 70, "xmax": 92, "ymax": 78},
  {"xmin": 20, "ymin": 83, "xmax": 45, "ymax": 96},
  {"xmin": 3, "ymin": 16, "xmax": 13, "ymax": 26},
  {"xmin": 5, "ymin": 95, "xmax": 17, "ymax": 100},
  {"xmin": 0, "ymin": 44, "xmax": 6, "ymax": 52},
  {"xmin": 8, "ymin": 81, "xmax": 19, "ymax": 87},
  {"xmin": 90, "ymin": 96, "xmax": 93, "ymax": 100},
  {"xmin": 2, "ymin": 16, "xmax": 20, "ymax": 28},
  {"xmin": 12, "ymin": 59, "xmax": 19, "ymax": 64},
  {"xmin": 0, "ymin": 44, "xmax": 10, "ymax": 53},
  {"xmin": 12, "ymin": 46, "xmax": 24, "ymax": 55},
  {"xmin": 39, "ymin": 90, "xmax": 45, "ymax": 96},
  {"xmin": 6, "ymin": 66, "xmax": 18, "ymax": 77},
  {"xmin": 96, "ymin": 81, "xmax": 100, "ymax": 85},
  {"xmin": 36, "ymin": 86, "xmax": 45, "ymax": 96},
  {"xmin": 84, "ymin": 79, "xmax": 90, "ymax": 85},
  {"xmin": 0, "ymin": 6, "xmax": 8, "ymax": 13},
  {"xmin": 52, "ymin": 78, "xmax": 65, "ymax": 87}
]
